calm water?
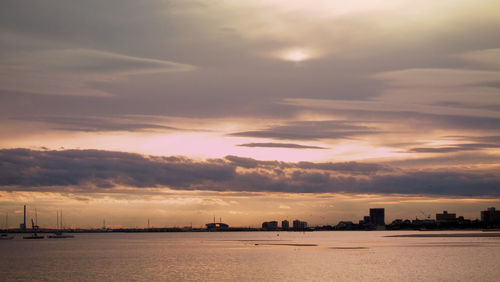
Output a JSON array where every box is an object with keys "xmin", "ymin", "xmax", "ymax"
[{"xmin": 1, "ymin": 231, "xmax": 499, "ymax": 281}]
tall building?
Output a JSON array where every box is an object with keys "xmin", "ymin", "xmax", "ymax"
[
  {"xmin": 369, "ymin": 208, "xmax": 385, "ymax": 226},
  {"xmin": 481, "ymin": 207, "xmax": 500, "ymax": 224},
  {"xmin": 292, "ymin": 219, "xmax": 307, "ymax": 230},
  {"xmin": 281, "ymin": 220, "xmax": 289, "ymax": 230}
]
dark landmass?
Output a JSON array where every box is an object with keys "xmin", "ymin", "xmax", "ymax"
[
  {"xmin": 330, "ymin": 247, "xmax": 369, "ymax": 249},
  {"xmin": 254, "ymin": 243, "xmax": 318, "ymax": 246},
  {"xmin": 386, "ymin": 233, "xmax": 500, "ymax": 238}
]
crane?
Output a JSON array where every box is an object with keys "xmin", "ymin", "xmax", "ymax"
[{"xmin": 419, "ymin": 210, "xmax": 431, "ymax": 219}]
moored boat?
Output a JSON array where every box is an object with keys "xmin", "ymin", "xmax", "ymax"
[
  {"xmin": 23, "ymin": 234, "xmax": 44, "ymax": 239},
  {"xmin": 48, "ymin": 231, "xmax": 74, "ymax": 239},
  {"xmin": 23, "ymin": 218, "xmax": 45, "ymax": 239},
  {"xmin": 0, "ymin": 234, "xmax": 14, "ymax": 240}
]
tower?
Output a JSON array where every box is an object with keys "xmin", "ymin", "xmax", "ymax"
[
  {"xmin": 19, "ymin": 205, "xmax": 26, "ymax": 230},
  {"xmin": 369, "ymin": 208, "xmax": 385, "ymax": 226}
]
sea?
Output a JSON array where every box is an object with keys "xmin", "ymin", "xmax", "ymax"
[{"xmin": 1, "ymin": 231, "xmax": 499, "ymax": 281}]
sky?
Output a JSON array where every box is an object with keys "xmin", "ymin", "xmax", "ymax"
[{"xmin": 1, "ymin": 0, "xmax": 500, "ymax": 228}]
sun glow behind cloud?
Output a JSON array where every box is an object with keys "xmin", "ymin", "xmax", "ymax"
[{"xmin": 280, "ymin": 48, "xmax": 314, "ymax": 62}]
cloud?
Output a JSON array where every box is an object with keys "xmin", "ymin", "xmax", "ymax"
[
  {"xmin": 459, "ymin": 48, "xmax": 500, "ymax": 68},
  {"xmin": 409, "ymin": 143, "xmax": 500, "ymax": 153},
  {"xmin": 0, "ymin": 48, "xmax": 196, "ymax": 97},
  {"xmin": 0, "ymin": 0, "xmax": 499, "ymax": 180},
  {"xmin": 5, "ymin": 49, "xmax": 195, "ymax": 75},
  {"xmin": 1, "ymin": 149, "xmax": 498, "ymax": 196},
  {"xmin": 406, "ymin": 135, "xmax": 500, "ymax": 153},
  {"xmin": 1, "ymin": 0, "xmax": 499, "ymax": 121},
  {"xmin": 387, "ymin": 152, "xmax": 500, "ymax": 168},
  {"xmin": 229, "ymin": 120, "xmax": 377, "ymax": 141},
  {"xmin": 295, "ymin": 161, "xmax": 394, "ymax": 175},
  {"xmin": 12, "ymin": 115, "xmax": 182, "ymax": 133},
  {"xmin": 372, "ymin": 68, "xmax": 500, "ymax": 110},
  {"xmin": 373, "ymin": 68, "xmax": 500, "ymax": 88},
  {"xmin": 237, "ymin": 142, "xmax": 328, "ymax": 149},
  {"xmin": 282, "ymin": 99, "xmax": 500, "ymax": 131}
]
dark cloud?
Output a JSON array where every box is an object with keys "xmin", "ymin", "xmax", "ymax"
[
  {"xmin": 409, "ymin": 143, "xmax": 500, "ymax": 153},
  {"xmin": 435, "ymin": 115, "xmax": 500, "ymax": 131},
  {"xmin": 432, "ymin": 101, "xmax": 500, "ymax": 112},
  {"xmin": 466, "ymin": 136, "xmax": 500, "ymax": 143},
  {"xmin": 0, "ymin": 149, "xmax": 235, "ymax": 189},
  {"xmin": 407, "ymin": 135, "xmax": 500, "ymax": 153},
  {"xmin": 224, "ymin": 155, "xmax": 288, "ymax": 169},
  {"xmin": 1, "ymin": 149, "xmax": 498, "ymax": 196},
  {"xmin": 12, "ymin": 116, "xmax": 181, "ymax": 132},
  {"xmin": 295, "ymin": 161, "xmax": 394, "ymax": 175},
  {"xmin": 229, "ymin": 120, "xmax": 378, "ymax": 141},
  {"xmin": 237, "ymin": 142, "xmax": 328, "ymax": 149},
  {"xmin": 313, "ymin": 108, "xmax": 500, "ymax": 132},
  {"xmin": 361, "ymin": 171, "xmax": 500, "ymax": 196},
  {"xmin": 387, "ymin": 152, "xmax": 500, "ymax": 168}
]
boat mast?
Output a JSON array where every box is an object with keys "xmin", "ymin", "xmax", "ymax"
[{"xmin": 31, "ymin": 218, "xmax": 36, "ymax": 236}]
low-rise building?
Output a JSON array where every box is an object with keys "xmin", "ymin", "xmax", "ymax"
[
  {"xmin": 206, "ymin": 222, "xmax": 229, "ymax": 231},
  {"xmin": 436, "ymin": 211, "xmax": 457, "ymax": 224},
  {"xmin": 262, "ymin": 221, "xmax": 278, "ymax": 230},
  {"xmin": 335, "ymin": 221, "xmax": 356, "ymax": 230}
]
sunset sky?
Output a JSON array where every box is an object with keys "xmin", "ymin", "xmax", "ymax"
[{"xmin": 1, "ymin": 0, "xmax": 500, "ymax": 228}]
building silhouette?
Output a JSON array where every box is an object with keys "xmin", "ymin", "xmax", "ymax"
[
  {"xmin": 363, "ymin": 216, "xmax": 371, "ymax": 225},
  {"xmin": 370, "ymin": 208, "xmax": 385, "ymax": 226},
  {"xmin": 481, "ymin": 207, "xmax": 500, "ymax": 225},
  {"xmin": 436, "ymin": 210, "xmax": 457, "ymax": 223},
  {"xmin": 262, "ymin": 221, "xmax": 278, "ymax": 230},
  {"xmin": 281, "ymin": 220, "xmax": 289, "ymax": 230},
  {"xmin": 292, "ymin": 219, "xmax": 307, "ymax": 230},
  {"xmin": 205, "ymin": 222, "xmax": 229, "ymax": 230}
]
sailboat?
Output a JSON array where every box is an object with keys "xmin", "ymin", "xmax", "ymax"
[
  {"xmin": 23, "ymin": 219, "xmax": 44, "ymax": 239},
  {"xmin": 48, "ymin": 210, "xmax": 74, "ymax": 239},
  {"xmin": 0, "ymin": 234, "xmax": 14, "ymax": 240}
]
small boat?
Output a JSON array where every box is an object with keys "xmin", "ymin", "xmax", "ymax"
[
  {"xmin": 48, "ymin": 231, "xmax": 74, "ymax": 239},
  {"xmin": 23, "ymin": 234, "xmax": 44, "ymax": 239},
  {"xmin": 0, "ymin": 234, "xmax": 14, "ymax": 240}
]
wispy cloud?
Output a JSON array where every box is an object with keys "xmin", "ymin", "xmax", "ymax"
[
  {"xmin": 237, "ymin": 142, "xmax": 328, "ymax": 149},
  {"xmin": 458, "ymin": 48, "xmax": 500, "ymax": 68},
  {"xmin": 230, "ymin": 120, "xmax": 378, "ymax": 141},
  {"xmin": 409, "ymin": 143, "xmax": 500, "ymax": 153},
  {"xmin": 11, "ymin": 115, "xmax": 182, "ymax": 133},
  {"xmin": 0, "ymin": 48, "xmax": 196, "ymax": 97}
]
